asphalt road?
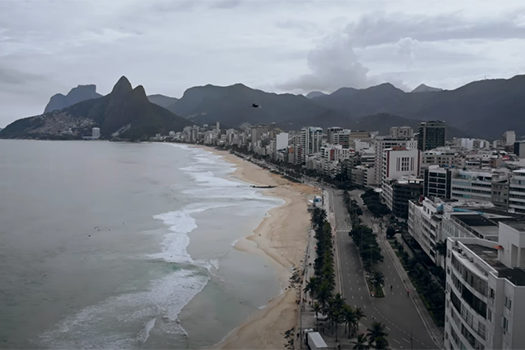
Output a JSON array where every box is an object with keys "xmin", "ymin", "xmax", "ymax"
[{"xmin": 328, "ymin": 188, "xmax": 439, "ymax": 349}]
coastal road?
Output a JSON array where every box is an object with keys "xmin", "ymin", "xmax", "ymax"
[{"xmin": 328, "ymin": 188, "xmax": 440, "ymax": 349}]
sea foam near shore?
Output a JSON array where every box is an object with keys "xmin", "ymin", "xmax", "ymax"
[{"xmin": 40, "ymin": 143, "xmax": 283, "ymax": 349}]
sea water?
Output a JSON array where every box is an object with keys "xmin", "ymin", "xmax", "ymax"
[{"xmin": 0, "ymin": 140, "xmax": 282, "ymax": 348}]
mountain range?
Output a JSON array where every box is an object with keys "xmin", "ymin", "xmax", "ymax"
[
  {"xmin": 309, "ymin": 76, "xmax": 525, "ymax": 138},
  {"xmin": 411, "ymin": 84, "xmax": 443, "ymax": 93},
  {"xmin": 44, "ymin": 84, "xmax": 102, "ymax": 113},
  {"xmin": 3, "ymin": 74, "xmax": 525, "ymax": 140},
  {"xmin": 0, "ymin": 77, "xmax": 192, "ymax": 140}
]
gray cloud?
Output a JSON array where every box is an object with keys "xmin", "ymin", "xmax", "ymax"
[
  {"xmin": 348, "ymin": 11, "xmax": 525, "ymax": 47},
  {"xmin": 0, "ymin": 67, "xmax": 45, "ymax": 86},
  {"xmin": 278, "ymin": 32, "xmax": 373, "ymax": 93},
  {"xmin": 210, "ymin": 0, "xmax": 241, "ymax": 9}
]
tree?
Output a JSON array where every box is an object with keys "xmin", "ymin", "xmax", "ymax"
[
  {"xmin": 371, "ymin": 271, "xmax": 384, "ymax": 290},
  {"xmin": 353, "ymin": 333, "xmax": 369, "ymax": 350},
  {"xmin": 352, "ymin": 307, "xmax": 365, "ymax": 336},
  {"xmin": 386, "ymin": 226, "xmax": 396, "ymax": 238},
  {"xmin": 327, "ymin": 294, "xmax": 346, "ymax": 341},
  {"xmin": 304, "ymin": 277, "xmax": 319, "ymax": 297},
  {"xmin": 374, "ymin": 336, "xmax": 389, "ymax": 349},
  {"xmin": 367, "ymin": 322, "xmax": 388, "ymax": 348},
  {"xmin": 313, "ymin": 302, "xmax": 321, "ymax": 328}
]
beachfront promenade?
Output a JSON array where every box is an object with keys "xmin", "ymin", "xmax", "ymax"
[
  {"xmin": 328, "ymin": 188, "xmax": 442, "ymax": 349},
  {"xmin": 297, "ymin": 187, "xmax": 443, "ymax": 349},
  {"xmin": 225, "ymin": 152, "xmax": 442, "ymax": 349}
]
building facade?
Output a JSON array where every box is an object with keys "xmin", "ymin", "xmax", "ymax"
[
  {"xmin": 444, "ymin": 221, "xmax": 525, "ymax": 349},
  {"xmin": 418, "ymin": 120, "xmax": 446, "ymax": 151},
  {"xmin": 425, "ymin": 165, "xmax": 452, "ymax": 200}
]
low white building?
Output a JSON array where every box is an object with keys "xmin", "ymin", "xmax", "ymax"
[
  {"xmin": 509, "ymin": 169, "xmax": 525, "ymax": 214},
  {"xmin": 451, "ymin": 169, "xmax": 493, "ymax": 202},
  {"xmin": 408, "ymin": 198, "xmax": 499, "ymax": 268}
]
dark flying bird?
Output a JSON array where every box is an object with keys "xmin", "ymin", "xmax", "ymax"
[{"xmin": 252, "ymin": 103, "xmax": 261, "ymax": 108}]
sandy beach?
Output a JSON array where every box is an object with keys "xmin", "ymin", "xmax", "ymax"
[{"xmin": 198, "ymin": 147, "xmax": 319, "ymax": 349}]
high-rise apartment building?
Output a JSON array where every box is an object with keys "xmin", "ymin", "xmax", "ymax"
[
  {"xmin": 444, "ymin": 220, "xmax": 525, "ymax": 350},
  {"xmin": 418, "ymin": 120, "xmax": 446, "ymax": 151},
  {"xmin": 300, "ymin": 127, "xmax": 323, "ymax": 162}
]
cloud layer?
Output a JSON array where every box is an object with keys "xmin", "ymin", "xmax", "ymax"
[{"xmin": 1, "ymin": 1, "xmax": 525, "ymax": 126}]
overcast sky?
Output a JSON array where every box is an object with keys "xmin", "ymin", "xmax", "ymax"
[{"xmin": 1, "ymin": 0, "xmax": 525, "ymax": 127}]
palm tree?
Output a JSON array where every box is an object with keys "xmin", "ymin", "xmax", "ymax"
[
  {"xmin": 316, "ymin": 281, "xmax": 332, "ymax": 309},
  {"xmin": 304, "ymin": 277, "xmax": 319, "ymax": 299},
  {"xmin": 374, "ymin": 336, "xmax": 389, "ymax": 349},
  {"xmin": 313, "ymin": 302, "xmax": 321, "ymax": 328},
  {"xmin": 367, "ymin": 321, "xmax": 388, "ymax": 348},
  {"xmin": 351, "ymin": 306, "xmax": 365, "ymax": 337},
  {"xmin": 353, "ymin": 333, "xmax": 369, "ymax": 350},
  {"xmin": 343, "ymin": 305, "xmax": 356, "ymax": 338}
]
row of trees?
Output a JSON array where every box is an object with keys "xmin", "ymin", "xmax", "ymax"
[
  {"xmin": 350, "ymin": 225, "xmax": 385, "ymax": 297},
  {"xmin": 307, "ymin": 208, "xmax": 336, "ymax": 308},
  {"xmin": 390, "ymin": 240, "xmax": 445, "ymax": 326},
  {"xmin": 361, "ymin": 189, "xmax": 390, "ymax": 217},
  {"xmin": 350, "ymin": 225, "xmax": 384, "ymax": 272},
  {"xmin": 343, "ymin": 191, "xmax": 362, "ymax": 229},
  {"xmin": 307, "ymin": 208, "xmax": 389, "ymax": 348}
]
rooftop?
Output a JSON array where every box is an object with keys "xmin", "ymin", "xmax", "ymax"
[
  {"xmin": 455, "ymin": 214, "xmax": 496, "ymax": 227},
  {"xmin": 466, "ymin": 243, "xmax": 525, "ymax": 286},
  {"xmin": 500, "ymin": 219, "xmax": 525, "ymax": 232}
]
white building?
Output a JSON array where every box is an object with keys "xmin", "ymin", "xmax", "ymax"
[
  {"xmin": 422, "ymin": 147, "xmax": 462, "ymax": 169},
  {"xmin": 351, "ymin": 165, "xmax": 375, "ymax": 187},
  {"xmin": 301, "ymin": 127, "xmax": 323, "ymax": 162},
  {"xmin": 451, "ymin": 169, "xmax": 494, "ymax": 202},
  {"xmin": 502, "ymin": 130, "xmax": 516, "ymax": 147},
  {"xmin": 408, "ymin": 198, "xmax": 499, "ymax": 268},
  {"xmin": 444, "ymin": 220, "xmax": 525, "ymax": 350},
  {"xmin": 276, "ymin": 132, "xmax": 289, "ymax": 151},
  {"xmin": 390, "ymin": 126, "xmax": 414, "ymax": 138},
  {"xmin": 381, "ymin": 147, "xmax": 421, "ymax": 184},
  {"xmin": 92, "ymin": 127, "xmax": 100, "ymax": 139},
  {"xmin": 373, "ymin": 136, "xmax": 418, "ymax": 186},
  {"xmin": 509, "ymin": 169, "xmax": 525, "ymax": 214},
  {"xmin": 408, "ymin": 198, "xmax": 446, "ymax": 267}
]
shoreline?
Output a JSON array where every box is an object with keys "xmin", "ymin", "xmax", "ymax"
[{"xmin": 194, "ymin": 146, "xmax": 319, "ymax": 349}]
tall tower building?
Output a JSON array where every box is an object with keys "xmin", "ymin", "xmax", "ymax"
[
  {"xmin": 300, "ymin": 127, "xmax": 323, "ymax": 162},
  {"xmin": 418, "ymin": 121, "xmax": 446, "ymax": 151}
]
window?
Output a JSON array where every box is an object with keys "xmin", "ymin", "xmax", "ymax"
[{"xmin": 505, "ymin": 297, "xmax": 512, "ymax": 310}]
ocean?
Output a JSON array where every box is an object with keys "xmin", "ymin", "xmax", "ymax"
[{"xmin": 0, "ymin": 140, "xmax": 283, "ymax": 349}]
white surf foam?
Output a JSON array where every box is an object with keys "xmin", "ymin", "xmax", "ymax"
[
  {"xmin": 40, "ymin": 268, "xmax": 208, "ymax": 349},
  {"xmin": 150, "ymin": 210, "xmax": 197, "ymax": 264},
  {"xmin": 137, "ymin": 317, "xmax": 156, "ymax": 344}
]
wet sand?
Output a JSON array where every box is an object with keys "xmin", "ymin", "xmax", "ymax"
[{"xmin": 197, "ymin": 147, "xmax": 319, "ymax": 349}]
